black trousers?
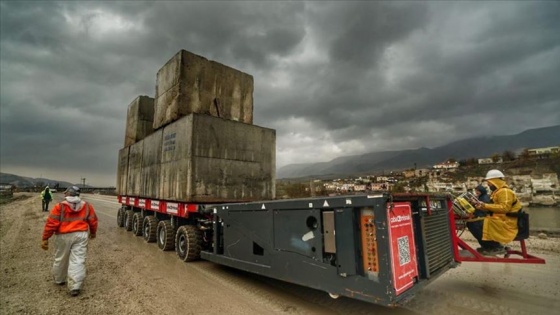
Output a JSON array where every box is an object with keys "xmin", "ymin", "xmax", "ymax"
[
  {"xmin": 42, "ymin": 199, "xmax": 51, "ymax": 212},
  {"xmin": 466, "ymin": 219, "xmax": 502, "ymax": 249}
]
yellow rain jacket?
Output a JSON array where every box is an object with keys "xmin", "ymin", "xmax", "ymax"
[{"xmin": 481, "ymin": 178, "xmax": 521, "ymax": 243}]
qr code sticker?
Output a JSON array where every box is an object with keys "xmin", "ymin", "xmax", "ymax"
[{"xmin": 397, "ymin": 236, "xmax": 411, "ymax": 266}]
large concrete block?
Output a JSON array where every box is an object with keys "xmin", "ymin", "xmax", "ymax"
[
  {"xmin": 124, "ymin": 96, "xmax": 155, "ymax": 147},
  {"xmin": 140, "ymin": 130, "xmax": 162, "ymax": 198},
  {"xmin": 153, "ymin": 50, "xmax": 253, "ymax": 130},
  {"xmin": 126, "ymin": 141, "xmax": 143, "ymax": 196},
  {"xmin": 116, "ymin": 147, "xmax": 129, "ymax": 195},
  {"xmin": 159, "ymin": 113, "xmax": 275, "ymax": 202},
  {"xmin": 160, "ymin": 116, "xmax": 193, "ymax": 201}
]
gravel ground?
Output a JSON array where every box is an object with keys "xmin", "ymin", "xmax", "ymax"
[{"xmin": 1, "ymin": 193, "xmax": 559, "ymax": 315}]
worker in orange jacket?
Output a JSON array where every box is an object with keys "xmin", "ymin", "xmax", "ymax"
[{"xmin": 41, "ymin": 186, "xmax": 98, "ymax": 297}]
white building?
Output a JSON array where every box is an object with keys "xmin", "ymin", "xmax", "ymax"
[{"xmin": 433, "ymin": 161, "xmax": 460, "ymax": 169}]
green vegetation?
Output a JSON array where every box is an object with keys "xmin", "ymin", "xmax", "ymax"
[{"xmin": 390, "ymin": 182, "xmax": 406, "ymax": 193}]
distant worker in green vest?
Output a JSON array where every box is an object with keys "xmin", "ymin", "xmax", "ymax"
[
  {"xmin": 470, "ymin": 169, "xmax": 521, "ymax": 256},
  {"xmin": 41, "ymin": 186, "xmax": 53, "ymax": 212}
]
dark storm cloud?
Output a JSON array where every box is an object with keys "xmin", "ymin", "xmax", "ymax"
[
  {"xmin": 383, "ymin": 2, "xmax": 560, "ymax": 130},
  {"xmin": 0, "ymin": 1, "xmax": 307, "ymax": 184},
  {"xmin": 255, "ymin": 2, "xmax": 430, "ymax": 124},
  {"xmin": 1, "ymin": 1, "xmax": 559, "ymax": 185},
  {"xmin": 137, "ymin": 1, "xmax": 306, "ymax": 68},
  {"xmin": 257, "ymin": 2, "xmax": 560, "ymax": 154}
]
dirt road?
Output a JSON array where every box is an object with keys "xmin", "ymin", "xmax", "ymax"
[{"xmin": 1, "ymin": 193, "xmax": 559, "ymax": 315}]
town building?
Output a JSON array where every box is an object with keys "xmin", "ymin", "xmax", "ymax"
[
  {"xmin": 527, "ymin": 146, "xmax": 560, "ymax": 158},
  {"xmin": 433, "ymin": 160, "xmax": 460, "ymax": 169}
]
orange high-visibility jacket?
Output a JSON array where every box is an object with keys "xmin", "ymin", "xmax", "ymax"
[{"xmin": 42, "ymin": 201, "xmax": 98, "ymax": 241}]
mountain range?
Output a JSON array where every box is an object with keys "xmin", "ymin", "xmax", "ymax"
[
  {"xmin": 277, "ymin": 124, "xmax": 560, "ymax": 179},
  {"xmin": 0, "ymin": 173, "xmax": 74, "ymax": 188},
  {"xmin": 3, "ymin": 125, "xmax": 559, "ymax": 185}
]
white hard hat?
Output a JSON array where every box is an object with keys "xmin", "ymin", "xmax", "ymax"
[{"xmin": 485, "ymin": 169, "xmax": 505, "ymax": 180}]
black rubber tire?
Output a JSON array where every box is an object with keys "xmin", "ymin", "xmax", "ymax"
[
  {"xmin": 157, "ymin": 220, "xmax": 175, "ymax": 251},
  {"xmin": 143, "ymin": 216, "xmax": 157, "ymax": 243},
  {"xmin": 116, "ymin": 207, "xmax": 125, "ymax": 227},
  {"xmin": 132, "ymin": 212, "xmax": 143, "ymax": 236},
  {"xmin": 124, "ymin": 210, "xmax": 134, "ymax": 231},
  {"xmin": 175, "ymin": 225, "xmax": 203, "ymax": 262}
]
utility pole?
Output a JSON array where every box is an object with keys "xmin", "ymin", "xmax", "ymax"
[{"xmin": 81, "ymin": 177, "xmax": 86, "ymax": 187}]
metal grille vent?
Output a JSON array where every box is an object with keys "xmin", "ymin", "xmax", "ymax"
[{"xmin": 423, "ymin": 212, "xmax": 454, "ymax": 274}]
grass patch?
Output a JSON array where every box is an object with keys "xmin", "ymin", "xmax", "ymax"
[{"xmin": 0, "ymin": 195, "xmax": 33, "ymax": 205}]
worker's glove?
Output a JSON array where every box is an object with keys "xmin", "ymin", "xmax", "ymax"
[
  {"xmin": 89, "ymin": 234, "xmax": 96, "ymax": 240},
  {"xmin": 41, "ymin": 239, "xmax": 49, "ymax": 251}
]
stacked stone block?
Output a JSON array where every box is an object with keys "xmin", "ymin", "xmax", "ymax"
[{"xmin": 117, "ymin": 50, "xmax": 275, "ymax": 202}]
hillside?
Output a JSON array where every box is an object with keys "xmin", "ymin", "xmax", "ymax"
[
  {"xmin": 446, "ymin": 157, "xmax": 560, "ymax": 182},
  {"xmin": 0, "ymin": 173, "xmax": 74, "ymax": 188},
  {"xmin": 278, "ymin": 124, "xmax": 560, "ymax": 179}
]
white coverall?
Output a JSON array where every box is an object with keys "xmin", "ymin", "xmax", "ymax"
[{"xmin": 52, "ymin": 231, "xmax": 89, "ymax": 290}]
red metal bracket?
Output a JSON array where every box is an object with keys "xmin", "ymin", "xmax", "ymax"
[{"xmin": 453, "ymin": 236, "xmax": 546, "ymax": 264}]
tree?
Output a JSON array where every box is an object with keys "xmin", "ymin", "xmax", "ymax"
[
  {"xmin": 519, "ymin": 149, "xmax": 531, "ymax": 160},
  {"xmin": 284, "ymin": 183, "xmax": 309, "ymax": 198},
  {"xmin": 491, "ymin": 153, "xmax": 501, "ymax": 163},
  {"xmin": 502, "ymin": 150, "xmax": 516, "ymax": 161},
  {"xmin": 390, "ymin": 182, "xmax": 406, "ymax": 193},
  {"xmin": 315, "ymin": 185, "xmax": 329, "ymax": 196}
]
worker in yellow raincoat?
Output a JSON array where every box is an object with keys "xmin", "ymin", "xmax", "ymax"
[{"xmin": 471, "ymin": 169, "xmax": 521, "ymax": 255}]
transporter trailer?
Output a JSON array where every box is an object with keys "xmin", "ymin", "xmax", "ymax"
[
  {"xmin": 116, "ymin": 192, "xmax": 545, "ymax": 307},
  {"xmin": 116, "ymin": 49, "xmax": 544, "ymax": 307}
]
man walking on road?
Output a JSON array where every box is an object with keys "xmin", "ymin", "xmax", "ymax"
[
  {"xmin": 41, "ymin": 186, "xmax": 98, "ymax": 296},
  {"xmin": 41, "ymin": 186, "xmax": 53, "ymax": 212}
]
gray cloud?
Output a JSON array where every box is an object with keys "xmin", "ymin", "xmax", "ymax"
[{"xmin": 1, "ymin": 1, "xmax": 559, "ymax": 185}]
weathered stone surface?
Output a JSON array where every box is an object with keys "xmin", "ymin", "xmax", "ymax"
[
  {"xmin": 126, "ymin": 141, "xmax": 143, "ymax": 196},
  {"xmin": 140, "ymin": 130, "xmax": 162, "ymax": 198},
  {"xmin": 531, "ymin": 173, "xmax": 559, "ymax": 192},
  {"xmin": 124, "ymin": 96, "xmax": 155, "ymax": 147},
  {"xmin": 153, "ymin": 50, "xmax": 253, "ymax": 130},
  {"xmin": 116, "ymin": 147, "xmax": 129, "ymax": 195},
  {"xmin": 159, "ymin": 113, "xmax": 275, "ymax": 202},
  {"xmin": 123, "ymin": 113, "xmax": 274, "ymax": 202}
]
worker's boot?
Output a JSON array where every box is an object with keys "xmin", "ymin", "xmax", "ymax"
[
  {"xmin": 70, "ymin": 289, "xmax": 80, "ymax": 297},
  {"xmin": 480, "ymin": 247, "xmax": 506, "ymax": 256}
]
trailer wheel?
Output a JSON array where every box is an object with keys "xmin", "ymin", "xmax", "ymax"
[
  {"xmin": 143, "ymin": 216, "xmax": 158, "ymax": 243},
  {"xmin": 117, "ymin": 207, "xmax": 125, "ymax": 227},
  {"xmin": 175, "ymin": 225, "xmax": 203, "ymax": 262},
  {"xmin": 124, "ymin": 210, "xmax": 134, "ymax": 231},
  {"xmin": 132, "ymin": 213, "xmax": 143, "ymax": 236},
  {"xmin": 157, "ymin": 220, "xmax": 175, "ymax": 251}
]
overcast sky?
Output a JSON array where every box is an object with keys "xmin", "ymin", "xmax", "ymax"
[{"xmin": 1, "ymin": 1, "xmax": 559, "ymax": 186}]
